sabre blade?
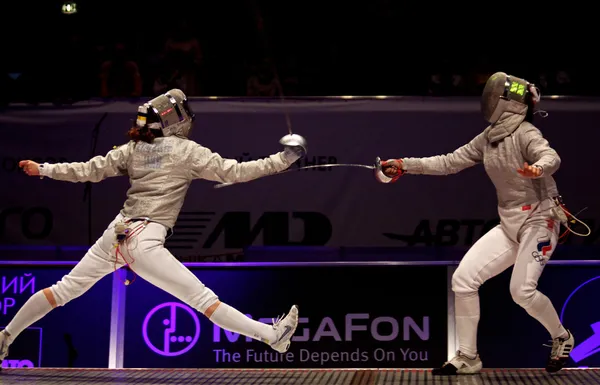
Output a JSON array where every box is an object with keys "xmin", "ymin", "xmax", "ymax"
[
  {"xmin": 296, "ymin": 163, "xmax": 375, "ymax": 170},
  {"xmin": 284, "ymin": 105, "xmax": 293, "ymax": 135},
  {"xmin": 213, "ymin": 163, "xmax": 375, "ymax": 189}
]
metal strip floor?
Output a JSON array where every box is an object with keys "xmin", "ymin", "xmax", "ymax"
[{"xmin": 1, "ymin": 368, "xmax": 599, "ymax": 385}]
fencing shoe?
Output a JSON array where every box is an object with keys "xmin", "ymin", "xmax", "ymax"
[
  {"xmin": 432, "ymin": 351, "xmax": 482, "ymax": 375},
  {"xmin": 270, "ymin": 305, "xmax": 299, "ymax": 353},
  {"xmin": 546, "ymin": 329, "xmax": 574, "ymax": 373}
]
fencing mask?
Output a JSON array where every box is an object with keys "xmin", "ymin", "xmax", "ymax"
[
  {"xmin": 481, "ymin": 72, "xmax": 540, "ymax": 124},
  {"xmin": 136, "ymin": 89, "xmax": 195, "ymax": 138}
]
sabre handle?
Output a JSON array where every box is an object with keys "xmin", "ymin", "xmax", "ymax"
[{"xmin": 374, "ymin": 157, "xmax": 404, "ymax": 183}]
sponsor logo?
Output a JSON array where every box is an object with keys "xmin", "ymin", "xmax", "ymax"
[
  {"xmin": 166, "ymin": 211, "xmax": 332, "ymax": 253},
  {"xmin": 142, "ymin": 302, "xmax": 201, "ymax": 357}
]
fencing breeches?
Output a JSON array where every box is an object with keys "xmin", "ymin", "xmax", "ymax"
[
  {"xmin": 50, "ymin": 214, "xmax": 219, "ymax": 312},
  {"xmin": 451, "ymin": 221, "xmax": 565, "ymax": 357}
]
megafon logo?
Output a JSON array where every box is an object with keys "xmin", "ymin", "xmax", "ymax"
[
  {"xmin": 560, "ymin": 276, "xmax": 600, "ymax": 363},
  {"xmin": 142, "ymin": 302, "xmax": 201, "ymax": 357}
]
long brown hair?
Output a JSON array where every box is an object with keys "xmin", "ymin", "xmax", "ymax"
[{"xmin": 127, "ymin": 126, "xmax": 156, "ymax": 143}]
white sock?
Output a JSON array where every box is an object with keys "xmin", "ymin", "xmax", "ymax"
[
  {"xmin": 455, "ymin": 291, "xmax": 480, "ymax": 358},
  {"xmin": 5, "ymin": 291, "xmax": 53, "ymax": 344},
  {"xmin": 209, "ymin": 303, "xmax": 277, "ymax": 344},
  {"xmin": 522, "ymin": 291, "xmax": 568, "ymax": 339}
]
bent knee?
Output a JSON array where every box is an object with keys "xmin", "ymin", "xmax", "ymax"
[
  {"xmin": 510, "ymin": 282, "xmax": 536, "ymax": 307},
  {"xmin": 452, "ymin": 268, "xmax": 480, "ymax": 296}
]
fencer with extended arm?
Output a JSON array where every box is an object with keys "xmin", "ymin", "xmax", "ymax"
[
  {"xmin": 375, "ymin": 125, "xmax": 559, "ymax": 183},
  {"xmin": 4, "ymin": 89, "xmax": 305, "ymax": 369},
  {"xmin": 20, "ymin": 136, "xmax": 305, "ymax": 229},
  {"xmin": 372, "ymin": 72, "xmax": 584, "ymax": 376}
]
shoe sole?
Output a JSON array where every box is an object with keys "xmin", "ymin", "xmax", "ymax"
[
  {"xmin": 432, "ymin": 360, "xmax": 482, "ymax": 376},
  {"xmin": 546, "ymin": 358, "xmax": 568, "ymax": 373}
]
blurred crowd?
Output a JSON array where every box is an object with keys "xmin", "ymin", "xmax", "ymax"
[{"xmin": 1, "ymin": 1, "xmax": 592, "ymax": 104}]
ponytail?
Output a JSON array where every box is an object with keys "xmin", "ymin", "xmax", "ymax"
[{"xmin": 127, "ymin": 126, "xmax": 156, "ymax": 143}]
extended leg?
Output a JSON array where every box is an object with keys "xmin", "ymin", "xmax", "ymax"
[
  {"xmin": 1, "ymin": 226, "xmax": 121, "ymax": 367},
  {"xmin": 127, "ymin": 223, "xmax": 299, "ymax": 353}
]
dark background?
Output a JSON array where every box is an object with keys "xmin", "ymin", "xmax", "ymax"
[
  {"xmin": 1, "ymin": 1, "xmax": 595, "ymax": 103},
  {"xmin": 479, "ymin": 265, "xmax": 600, "ymax": 368}
]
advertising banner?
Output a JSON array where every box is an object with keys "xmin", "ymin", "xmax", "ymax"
[
  {"xmin": 0, "ymin": 266, "xmax": 113, "ymax": 368},
  {"xmin": 1, "ymin": 261, "xmax": 598, "ymax": 369},
  {"xmin": 123, "ymin": 264, "xmax": 448, "ymax": 368}
]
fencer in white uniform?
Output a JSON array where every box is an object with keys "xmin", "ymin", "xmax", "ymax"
[
  {"xmin": 0, "ymin": 89, "xmax": 305, "ymax": 368},
  {"xmin": 375, "ymin": 73, "xmax": 575, "ymax": 374}
]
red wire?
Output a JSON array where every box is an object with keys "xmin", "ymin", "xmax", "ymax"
[
  {"xmin": 115, "ymin": 246, "xmax": 138, "ymax": 286},
  {"xmin": 557, "ymin": 204, "xmax": 577, "ymax": 244},
  {"xmin": 113, "ymin": 222, "xmax": 146, "ymax": 286}
]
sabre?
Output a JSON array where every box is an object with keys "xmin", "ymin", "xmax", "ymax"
[
  {"xmin": 213, "ymin": 161, "xmax": 379, "ymax": 189},
  {"xmin": 251, "ymin": 2, "xmax": 295, "ymax": 138},
  {"xmin": 216, "ymin": 9, "xmax": 395, "ymax": 190}
]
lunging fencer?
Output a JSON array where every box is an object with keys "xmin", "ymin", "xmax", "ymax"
[
  {"xmin": 0, "ymin": 89, "xmax": 306, "ymax": 368},
  {"xmin": 375, "ymin": 72, "xmax": 574, "ymax": 375}
]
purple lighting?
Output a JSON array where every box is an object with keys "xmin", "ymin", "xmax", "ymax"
[
  {"xmin": 560, "ymin": 275, "xmax": 600, "ymax": 363},
  {"xmin": 142, "ymin": 302, "xmax": 200, "ymax": 357},
  {"xmin": 570, "ymin": 322, "xmax": 600, "ymax": 363}
]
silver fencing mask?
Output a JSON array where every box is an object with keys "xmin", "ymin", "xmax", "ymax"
[
  {"xmin": 136, "ymin": 89, "xmax": 195, "ymax": 138},
  {"xmin": 481, "ymin": 72, "xmax": 540, "ymax": 124}
]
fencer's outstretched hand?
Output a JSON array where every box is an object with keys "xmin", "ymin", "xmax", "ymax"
[
  {"xmin": 19, "ymin": 160, "xmax": 41, "ymax": 176},
  {"xmin": 517, "ymin": 162, "xmax": 542, "ymax": 178},
  {"xmin": 284, "ymin": 146, "xmax": 305, "ymax": 162},
  {"xmin": 374, "ymin": 157, "xmax": 404, "ymax": 183},
  {"xmin": 381, "ymin": 159, "xmax": 403, "ymax": 178},
  {"xmin": 280, "ymin": 134, "xmax": 307, "ymax": 163}
]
